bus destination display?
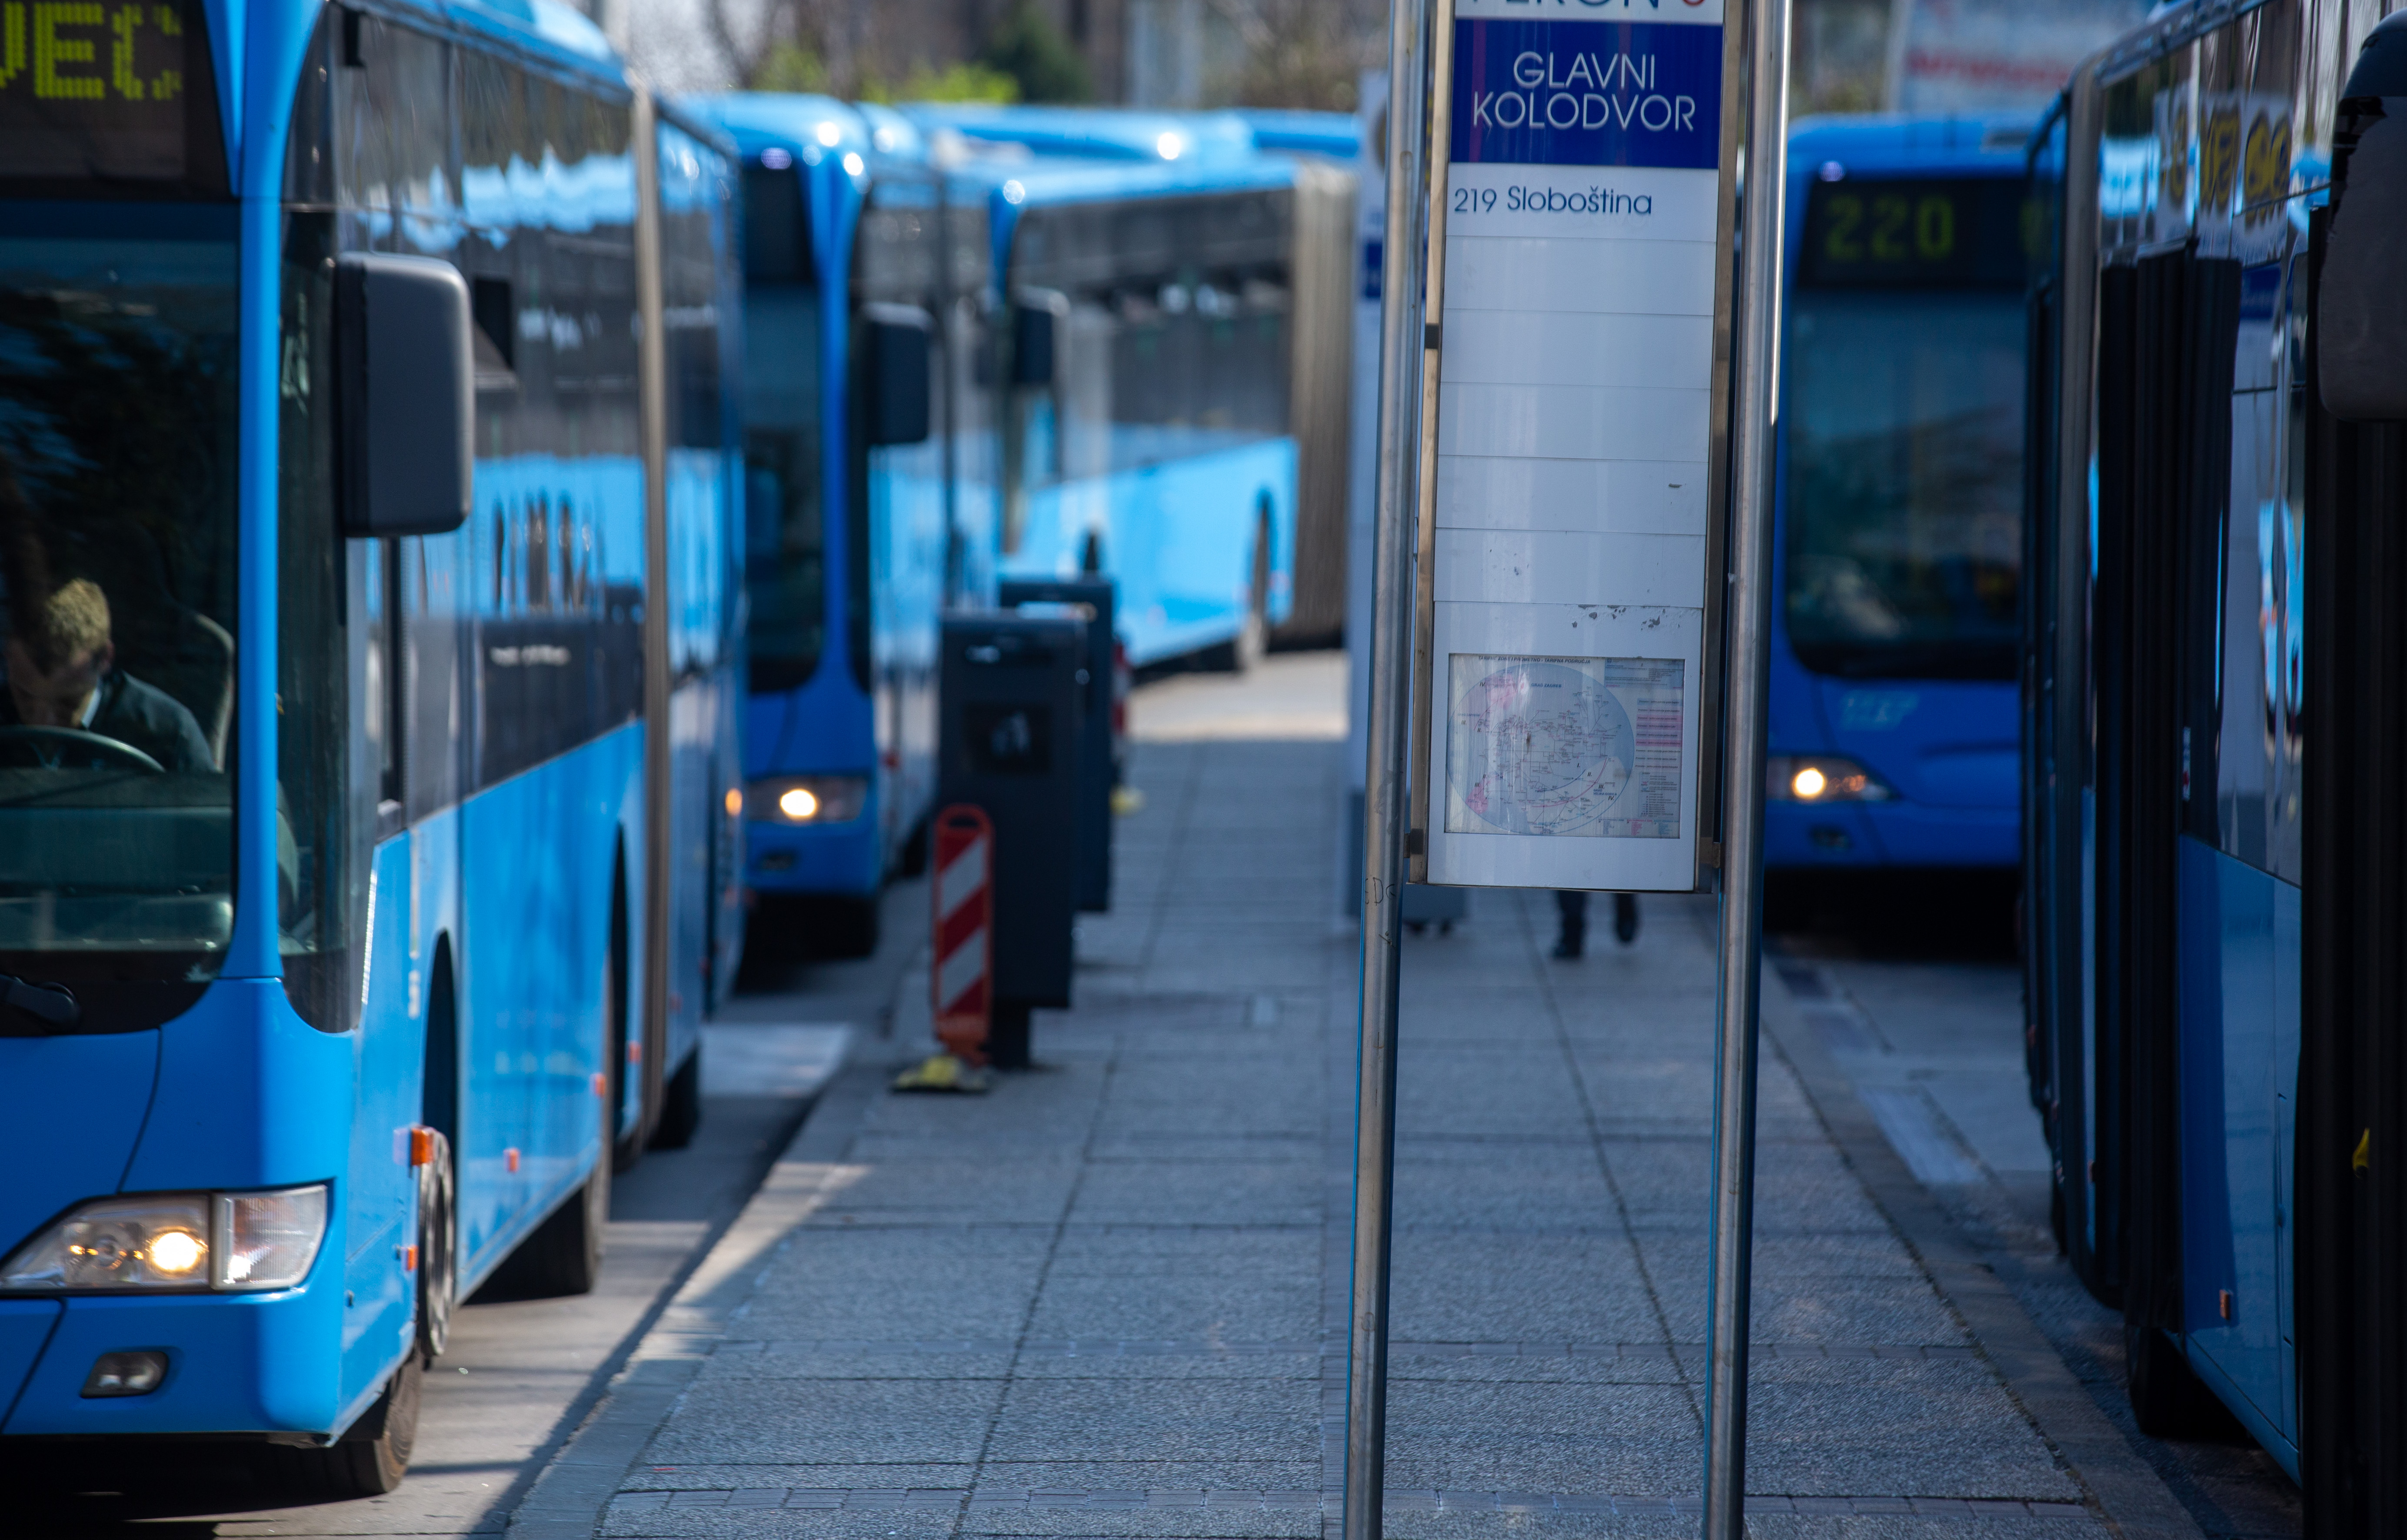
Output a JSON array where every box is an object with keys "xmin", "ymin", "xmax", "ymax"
[
  {"xmin": 1798, "ymin": 176, "xmax": 2027, "ymax": 289},
  {"xmin": 0, "ymin": 0, "xmax": 194, "ymax": 180}
]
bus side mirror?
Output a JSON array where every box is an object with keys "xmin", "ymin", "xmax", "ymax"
[
  {"xmin": 1011, "ymin": 301, "xmax": 1056, "ymax": 386},
  {"xmin": 862, "ymin": 304, "xmax": 932, "ymax": 447},
  {"xmin": 2322, "ymin": 15, "xmax": 2407, "ymax": 422},
  {"xmin": 2321, "ymin": 109, "xmax": 2407, "ymax": 421},
  {"xmin": 336, "ymin": 253, "xmax": 473, "ymax": 537}
]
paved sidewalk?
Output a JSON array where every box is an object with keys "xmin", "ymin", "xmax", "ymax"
[{"xmin": 529, "ymin": 739, "xmax": 2197, "ymax": 1539}]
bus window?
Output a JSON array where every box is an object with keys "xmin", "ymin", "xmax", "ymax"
[
  {"xmin": 663, "ymin": 122, "xmax": 732, "ymax": 681},
  {"xmin": 275, "ymin": 206, "xmax": 369, "ymax": 1031},
  {"xmin": 743, "ymin": 166, "xmax": 823, "ymax": 695},
  {"xmin": 0, "ymin": 215, "xmax": 240, "ymax": 1011},
  {"xmin": 1785, "ymin": 176, "xmax": 2026, "ymax": 681}
]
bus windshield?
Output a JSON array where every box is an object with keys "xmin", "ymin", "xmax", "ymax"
[
  {"xmin": 1783, "ymin": 286, "xmax": 2024, "ymax": 681},
  {"xmin": 0, "ymin": 224, "xmax": 240, "ymax": 982}
]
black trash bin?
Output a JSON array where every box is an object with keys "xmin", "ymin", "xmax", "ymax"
[
  {"xmin": 939, "ymin": 613, "xmax": 1084, "ymax": 1067},
  {"xmin": 997, "ymin": 576, "xmax": 1115, "ymax": 914}
]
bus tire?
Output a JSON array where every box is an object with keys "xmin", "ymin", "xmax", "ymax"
[
  {"xmin": 415, "ymin": 1131, "xmax": 456, "ymax": 1362},
  {"xmin": 2124, "ymin": 1320, "xmax": 2217, "ymax": 1437},
  {"xmin": 830, "ymin": 895, "xmax": 881, "ymax": 958},
  {"xmin": 650, "ymin": 1042, "xmax": 702, "ymax": 1150},
  {"xmin": 265, "ymin": 1354, "xmax": 421, "ymax": 1498},
  {"xmin": 1236, "ymin": 611, "xmax": 1265, "ymax": 671}
]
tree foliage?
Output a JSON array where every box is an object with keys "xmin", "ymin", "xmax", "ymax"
[{"xmin": 980, "ymin": 2, "xmax": 1093, "ymax": 104}]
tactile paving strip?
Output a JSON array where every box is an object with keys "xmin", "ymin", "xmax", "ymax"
[
  {"xmin": 610, "ymin": 1487, "xmax": 2091, "ymax": 1519},
  {"xmin": 709, "ymin": 1337, "xmax": 1985, "ymax": 1361}
]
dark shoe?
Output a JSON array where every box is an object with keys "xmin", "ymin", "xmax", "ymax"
[{"xmin": 1614, "ymin": 892, "xmax": 1640, "ymax": 945}]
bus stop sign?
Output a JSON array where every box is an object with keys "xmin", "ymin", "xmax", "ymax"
[{"xmin": 1418, "ymin": 0, "xmax": 1734, "ymax": 895}]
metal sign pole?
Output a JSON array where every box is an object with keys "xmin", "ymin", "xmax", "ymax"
[
  {"xmin": 1701, "ymin": 0, "xmax": 1792, "ymax": 1528},
  {"xmin": 1345, "ymin": 0, "xmax": 1436, "ymax": 1528}
]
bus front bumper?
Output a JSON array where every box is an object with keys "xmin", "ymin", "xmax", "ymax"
[
  {"xmin": 745, "ymin": 817, "xmax": 880, "ymax": 899},
  {"xmin": 1765, "ymin": 799, "xmax": 2018, "ymax": 869},
  {"xmin": 0, "ymin": 1279, "xmax": 344, "ymax": 1437}
]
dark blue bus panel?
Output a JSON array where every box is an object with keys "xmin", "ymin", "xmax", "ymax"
[
  {"xmin": 2024, "ymin": 0, "xmax": 2407, "ymax": 1527},
  {"xmin": 1769, "ymin": 116, "xmax": 2032, "ymax": 871},
  {"xmin": 0, "ymin": 0, "xmax": 742, "ymax": 1492},
  {"xmin": 690, "ymin": 95, "xmax": 974, "ymax": 951}
]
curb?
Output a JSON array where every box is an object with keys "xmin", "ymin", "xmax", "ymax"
[
  {"xmin": 508, "ymin": 1058, "xmax": 891, "ymax": 1537},
  {"xmin": 1756, "ymin": 963, "xmax": 2207, "ymax": 1540},
  {"xmin": 507, "ymin": 941, "xmax": 929, "ymax": 1539}
]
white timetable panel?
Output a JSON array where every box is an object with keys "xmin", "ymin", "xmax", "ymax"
[{"xmin": 1424, "ymin": 0, "xmax": 1726, "ymax": 891}]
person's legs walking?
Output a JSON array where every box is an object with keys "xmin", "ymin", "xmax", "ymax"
[{"xmin": 1554, "ymin": 890, "xmax": 1588, "ymax": 959}]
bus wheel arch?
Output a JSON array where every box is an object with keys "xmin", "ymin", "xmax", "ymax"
[
  {"xmin": 608, "ymin": 839, "xmax": 640, "ymax": 1170},
  {"xmin": 261, "ymin": 1353, "xmax": 422, "ymax": 1498},
  {"xmin": 2124, "ymin": 1319, "xmax": 2231, "ymax": 1439},
  {"xmin": 1242, "ymin": 492, "xmax": 1273, "ymax": 669}
]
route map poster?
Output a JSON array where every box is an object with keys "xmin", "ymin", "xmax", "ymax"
[{"xmin": 1445, "ymin": 655, "xmax": 1685, "ymax": 839}]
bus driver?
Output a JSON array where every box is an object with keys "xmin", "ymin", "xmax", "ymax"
[{"xmin": 1, "ymin": 577, "xmax": 214, "ymax": 773}]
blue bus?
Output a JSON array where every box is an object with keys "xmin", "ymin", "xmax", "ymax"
[
  {"xmin": 2025, "ymin": 0, "xmax": 2407, "ymax": 1517},
  {"xmin": 1765, "ymin": 117, "xmax": 2032, "ymax": 871},
  {"xmin": 909, "ymin": 103, "xmax": 1354, "ymax": 668},
  {"xmin": 685, "ymin": 95, "xmax": 990, "ymax": 955},
  {"xmin": 694, "ymin": 99, "xmax": 1349, "ymax": 951},
  {"xmin": 0, "ymin": 0, "xmax": 743, "ymax": 1492}
]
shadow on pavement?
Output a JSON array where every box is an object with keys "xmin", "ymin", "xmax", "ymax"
[
  {"xmin": 1, "ymin": 1442, "xmax": 321, "ymax": 1535},
  {"xmin": 1766, "ymin": 866, "xmax": 2021, "ymax": 961}
]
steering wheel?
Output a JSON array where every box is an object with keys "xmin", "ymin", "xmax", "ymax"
[{"xmin": 0, "ymin": 725, "xmax": 165, "ymax": 773}]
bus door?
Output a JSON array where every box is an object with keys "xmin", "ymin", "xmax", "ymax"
[
  {"xmin": 853, "ymin": 177, "xmax": 944, "ymax": 869},
  {"xmin": 2175, "ymin": 253, "xmax": 2304, "ymax": 1449},
  {"xmin": 941, "ymin": 195, "xmax": 999, "ymax": 609},
  {"xmin": 2095, "ymin": 236, "xmax": 2303, "ymax": 1455}
]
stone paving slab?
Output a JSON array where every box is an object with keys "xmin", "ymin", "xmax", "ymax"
[{"xmin": 530, "ymin": 740, "xmax": 2200, "ymax": 1540}]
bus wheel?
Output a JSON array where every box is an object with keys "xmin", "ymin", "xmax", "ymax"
[
  {"xmin": 265, "ymin": 1354, "xmax": 421, "ymax": 1498},
  {"xmin": 416, "ymin": 1130, "xmax": 456, "ymax": 1361},
  {"xmin": 650, "ymin": 1043, "xmax": 702, "ymax": 1150},
  {"xmin": 498, "ymin": 1153, "xmax": 610, "ymax": 1297}
]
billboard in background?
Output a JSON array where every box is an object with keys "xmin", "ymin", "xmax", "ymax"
[{"xmin": 1888, "ymin": 0, "xmax": 2151, "ymax": 114}]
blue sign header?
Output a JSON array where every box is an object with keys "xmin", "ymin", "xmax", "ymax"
[{"xmin": 1450, "ymin": 20, "xmax": 1723, "ymax": 170}]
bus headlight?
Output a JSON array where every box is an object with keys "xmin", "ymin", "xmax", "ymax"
[
  {"xmin": 1766, "ymin": 755, "xmax": 1894, "ymax": 803},
  {"xmin": 0, "ymin": 1185, "xmax": 328, "ymax": 1293},
  {"xmin": 748, "ymin": 775, "xmax": 868, "ymax": 825}
]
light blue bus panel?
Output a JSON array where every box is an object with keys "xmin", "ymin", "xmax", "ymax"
[
  {"xmin": 0, "ymin": 0, "xmax": 743, "ymax": 1494},
  {"xmin": 946, "ymin": 145, "xmax": 1305, "ymax": 667},
  {"xmin": 689, "ymin": 95, "xmax": 987, "ymax": 952},
  {"xmin": 1020, "ymin": 439, "xmax": 1298, "ymax": 662},
  {"xmin": 917, "ymin": 106, "xmax": 1357, "ymax": 658},
  {"xmin": 1764, "ymin": 116, "xmax": 2031, "ymax": 869}
]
